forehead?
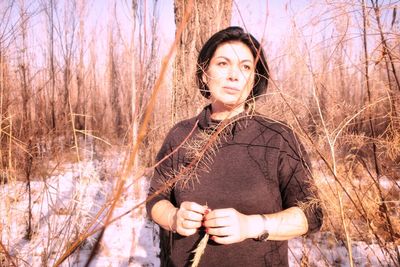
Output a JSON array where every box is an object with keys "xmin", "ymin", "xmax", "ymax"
[{"xmin": 212, "ymin": 41, "xmax": 254, "ymax": 61}]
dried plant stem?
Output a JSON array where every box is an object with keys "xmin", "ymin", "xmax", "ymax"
[
  {"xmin": 339, "ymin": 194, "xmax": 353, "ymax": 267},
  {"xmin": 0, "ymin": 240, "xmax": 17, "ymax": 267},
  {"xmin": 25, "ymin": 139, "xmax": 33, "ymax": 241},
  {"xmin": 191, "ymin": 233, "xmax": 209, "ymax": 267}
]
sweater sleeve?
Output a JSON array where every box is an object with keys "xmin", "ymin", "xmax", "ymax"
[
  {"xmin": 145, "ymin": 128, "xmax": 177, "ymax": 219},
  {"xmin": 277, "ymin": 128, "xmax": 323, "ymax": 234}
]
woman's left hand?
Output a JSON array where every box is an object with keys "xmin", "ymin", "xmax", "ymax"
[{"xmin": 203, "ymin": 208, "xmax": 252, "ymax": 244}]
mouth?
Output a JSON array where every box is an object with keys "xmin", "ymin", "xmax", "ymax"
[{"xmin": 223, "ymin": 86, "xmax": 240, "ymax": 92}]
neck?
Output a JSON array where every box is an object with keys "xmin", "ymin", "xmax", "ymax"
[{"xmin": 210, "ymin": 103, "xmax": 245, "ymax": 121}]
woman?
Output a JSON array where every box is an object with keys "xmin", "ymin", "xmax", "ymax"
[{"xmin": 146, "ymin": 26, "xmax": 323, "ymax": 267}]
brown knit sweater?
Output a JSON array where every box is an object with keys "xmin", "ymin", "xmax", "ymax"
[{"xmin": 146, "ymin": 105, "xmax": 323, "ymax": 267}]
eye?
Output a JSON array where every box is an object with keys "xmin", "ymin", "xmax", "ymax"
[
  {"xmin": 242, "ymin": 64, "xmax": 252, "ymax": 71},
  {"xmin": 217, "ymin": 61, "xmax": 227, "ymax": 67}
]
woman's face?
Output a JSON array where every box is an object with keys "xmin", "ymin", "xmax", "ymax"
[{"xmin": 202, "ymin": 41, "xmax": 255, "ymax": 111}]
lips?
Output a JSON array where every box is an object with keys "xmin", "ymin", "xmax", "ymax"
[{"xmin": 223, "ymin": 86, "xmax": 240, "ymax": 92}]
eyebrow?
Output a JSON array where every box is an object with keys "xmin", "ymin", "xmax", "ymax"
[{"xmin": 214, "ymin": 56, "xmax": 254, "ymax": 64}]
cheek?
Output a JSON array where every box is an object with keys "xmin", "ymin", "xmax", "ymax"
[
  {"xmin": 207, "ymin": 75, "xmax": 224, "ymax": 91},
  {"xmin": 208, "ymin": 67, "xmax": 228, "ymax": 80}
]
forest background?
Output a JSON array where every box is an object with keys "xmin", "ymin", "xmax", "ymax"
[{"xmin": 0, "ymin": 0, "xmax": 399, "ymax": 266}]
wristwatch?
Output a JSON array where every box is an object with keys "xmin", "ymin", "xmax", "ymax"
[{"xmin": 255, "ymin": 214, "xmax": 269, "ymax": 242}]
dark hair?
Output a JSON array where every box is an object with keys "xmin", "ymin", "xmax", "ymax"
[{"xmin": 196, "ymin": 26, "xmax": 269, "ymax": 100}]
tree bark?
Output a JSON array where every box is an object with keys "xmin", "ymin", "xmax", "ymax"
[
  {"xmin": 48, "ymin": 0, "xmax": 56, "ymax": 130},
  {"xmin": 74, "ymin": 0, "xmax": 86, "ymax": 131},
  {"xmin": 172, "ymin": 0, "xmax": 232, "ymax": 123}
]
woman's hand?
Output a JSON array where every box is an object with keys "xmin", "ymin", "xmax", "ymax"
[
  {"xmin": 174, "ymin": 201, "xmax": 208, "ymax": 236},
  {"xmin": 204, "ymin": 208, "xmax": 255, "ymax": 244}
]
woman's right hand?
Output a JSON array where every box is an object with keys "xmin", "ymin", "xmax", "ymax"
[{"xmin": 173, "ymin": 201, "xmax": 208, "ymax": 236}]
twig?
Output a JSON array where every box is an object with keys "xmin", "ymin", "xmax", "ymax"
[
  {"xmin": 191, "ymin": 233, "xmax": 209, "ymax": 267},
  {"xmin": 0, "ymin": 240, "xmax": 17, "ymax": 267}
]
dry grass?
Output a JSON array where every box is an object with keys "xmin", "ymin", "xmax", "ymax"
[
  {"xmin": 0, "ymin": 0, "xmax": 399, "ymax": 266},
  {"xmin": 255, "ymin": 1, "xmax": 400, "ymax": 265}
]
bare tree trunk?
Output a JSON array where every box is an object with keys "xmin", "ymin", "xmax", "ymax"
[
  {"xmin": 18, "ymin": 0, "xmax": 31, "ymax": 133},
  {"xmin": 0, "ymin": 49, "xmax": 11, "ymax": 175},
  {"xmin": 140, "ymin": 1, "xmax": 159, "ymax": 165},
  {"xmin": 370, "ymin": 0, "xmax": 399, "ymax": 129},
  {"xmin": 172, "ymin": 0, "xmax": 232, "ymax": 123},
  {"xmin": 57, "ymin": 0, "xmax": 78, "ymax": 139},
  {"xmin": 17, "ymin": 0, "xmax": 34, "ymax": 241},
  {"xmin": 131, "ymin": 0, "xmax": 139, "ymax": 171},
  {"xmin": 48, "ymin": 0, "xmax": 57, "ymax": 130},
  {"xmin": 88, "ymin": 37, "xmax": 100, "ymax": 134},
  {"xmin": 155, "ymin": 1, "xmax": 233, "ymax": 264},
  {"xmin": 108, "ymin": 2, "xmax": 123, "ymax": 137},
  {"xmin": 0, "ymin": 50, "xmax": 4, "ymax": 172},
  {"xmin": 63, "ymin": 50, "xmax": 71, "ymax": 132},
  {"xmin": 75, "ymin": 0, "xmax": 86, "ymax": 131},
  {"xmin": 371, "ymin": 1, "xmax": 400, "ymax": 92},
  {"xmin": 24, "ymin": 139, "xmax": 33, "ymax": 240},
  {"xmin": 362, "ymin": 1, "xmax": 400, "ymax": 263},
  {"xmin": 362, "ymin": 0, "xmax": 379, "ymax": 175}
]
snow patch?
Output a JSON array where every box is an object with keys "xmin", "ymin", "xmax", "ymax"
[{"xmin": 1, "ymin": 158, "xmax": 398, "ymax": 266}]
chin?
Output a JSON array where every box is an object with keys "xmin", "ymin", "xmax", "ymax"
[
  {"xmin": 211, "ymin": 96, "xmax": 246, "ymax": 109},
  {"xmin": 222, "ymin": 101, "xmax": 245, "ymax": 109}
]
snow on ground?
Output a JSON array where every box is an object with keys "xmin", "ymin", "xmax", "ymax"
[
  {"xmin": 0, "ymin": 157, "xmax": 398, "ymax": 266},
  {"xmin": 289, "ymin": 232, "xmax": 399, "ymax": 266}
]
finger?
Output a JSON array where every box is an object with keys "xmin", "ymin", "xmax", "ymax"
[
  {"xmin": 203, "ymin": 217, "xmax": 230, "ymax": 228},
  {"xmin": 210, "ymin": 235, "xmax": 234, "ymax": 245},
  {"xmin": 181, "ymin": 201, "xmax": 207, "ymax": 214},
  {"xmin": 180, "ymin": 210, "xmax": 203, "ymax": 222},
  {"xmin": 182, "ymin": 219, "xmax": 202, "ymax": 229},
  {"xmin": 207, "ymin": 226, "xmax": 232, "ymax": 237},
  {"xmin": 204, "ymin": 208, "xmax": 233, "ymax": 220},
  {"xmin": 180, "ymin": 228, "xmax": 197, "ymax": 237},
  {"xmin": 187, "ymin": 211, "xmax": 204, "ymax": 221}
]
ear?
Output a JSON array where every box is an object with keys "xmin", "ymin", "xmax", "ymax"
[{"xmin": 202, "ymin": 73, "xmax": 207, "ymax": 84}]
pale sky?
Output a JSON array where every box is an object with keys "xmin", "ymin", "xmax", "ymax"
[
  {"xmin": 8, "ymin": 0, "xmax": 312, "ymax": 71},
  {"xmin": 157, "ymin": 0, "xmax": 310, "ymax": 49}
]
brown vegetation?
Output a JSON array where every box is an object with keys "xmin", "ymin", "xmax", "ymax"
[
  {"xmin": 257, "ymin": 1, "xmax": 400, "ymax": 265},
  {"xmin": 0, "ymin": 0, "xmax": 399, "ymax": 266}
]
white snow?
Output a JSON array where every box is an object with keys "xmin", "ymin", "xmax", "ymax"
[{"xmin": 0, "ymin": 157, "xmax": 398, "ymax": 266}]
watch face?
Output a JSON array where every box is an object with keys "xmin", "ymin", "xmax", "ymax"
[{"xmin": 258, "ymin": 231, "xmax": 269, "ymax": 242}]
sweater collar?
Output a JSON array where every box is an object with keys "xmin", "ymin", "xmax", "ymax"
[{"xmin": 197, "ymin": 105, "xmax": 251, "ymax": 133}]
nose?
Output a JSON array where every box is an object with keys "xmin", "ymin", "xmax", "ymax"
[{"xmin": 227, "ymin": 66, "xmax": 239, "ymax": 81}]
